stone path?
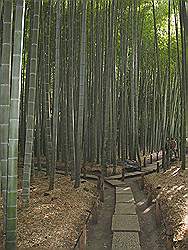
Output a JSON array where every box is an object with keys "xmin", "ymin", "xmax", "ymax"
[
  {"xmin": 85, "ymin": 157, "xmax": 162, "ymax": 249},
  {"xmin": 111, "ymin": 186, "xmax": 141, "ymax": 250},
  {"xmin": 86, "ymin": 171, "xmax": 166, "ymax": 250},
  {"xmin": 86, "ymin": 156, "xmax": 165, "ymax": 249}
]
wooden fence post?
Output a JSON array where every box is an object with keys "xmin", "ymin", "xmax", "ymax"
[
  {"xmin": 94, "ymin": 170, "xmax": 104, "ymax": 203},
  {"xmin": 157, "ymin": 152, "xmax": 159, "ymax": 161},
  {"xmin": 143, "ymin": 156, "xmax": 146, "ymax": 167},
  {"xmin": 97, "ymin": 173, "xmax": 104, "ymax": 202},
  {"xmin": 157, "ymin": 162, "xmax": 160, "ymax": 173},
  {"xmin": 121, "ymin": 166, "xmax": 125, "ymax": 181},
  {"xmin": 140, "ymin": 173, "xmax": 144, "ymax": 190},
  {"xmin": 150, "ymin": 154, "xmax": 152, "ymax": 164}
]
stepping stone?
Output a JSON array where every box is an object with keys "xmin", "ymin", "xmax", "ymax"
[
  {"xmin": 112, "ymin": 232, "xmax": 141, "ymax": 250},
  {"xmin": 112, "ymin": 215, "xmax": 140, "ymax": 232},
  {"xmin": 116, "ymin": 186, "xmax": 132, "ymax": 194},
  {"xmin": 116, "ymin": 193, "xmax": 135, "ymax": 203},
  {"xmin": 106, "ymin": 174, "xmax": 122, "ymax": 180},
  {"xmin": 105, "ymin": 179, "xmax": 126, "ymax": 186},
  {"xmin": 127, "ymin": 171, "xmax": 142, "ymax": 176},
  {"xmin": 115, "ymin": 203, "xmax": 136, "ymax": 215}
]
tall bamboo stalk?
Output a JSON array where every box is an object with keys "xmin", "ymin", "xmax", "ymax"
[
  {"xmin": 74, "ymin": 0, "xmax": 87, "ymax": 188},
  {"xmin": 49, "ymin": 0, "xmax": 60, "ymax": 190},
  {"xmin": 0, "ymin": 0, "xmax": 13, "ymax": 234},
  {"xmin": 22, "ymin": 0, "xmax": 40, "ymax": 207},
  {"xmin": 6, "ymin": 1, "xmax": 25, "ymax": 248}
]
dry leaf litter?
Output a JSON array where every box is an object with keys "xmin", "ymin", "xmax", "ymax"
[
  {"xmin": 0, "ymin": 174, "xmax": 98, "ymax": 249},
  {"xmin": 144, "ymin": 161, "xmax": 188, "ymax": 249}
]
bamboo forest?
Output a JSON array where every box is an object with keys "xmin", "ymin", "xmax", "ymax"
[{"xmin": 0, "ymin": 0, "xmax": 188, "ymax": 249}]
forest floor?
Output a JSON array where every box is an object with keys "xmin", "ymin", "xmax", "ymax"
[
  {"xmin": 1, "ymin": 153, "xmax": 183, "ymax": 250},
  {"xmin": 144, "ymin": 160, "xmax": 188, "ymax": 249},
  {"xmin": 0, "ymin": 174, "xmax": 98, "ymax": 249}
]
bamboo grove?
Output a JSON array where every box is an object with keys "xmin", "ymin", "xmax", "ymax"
[{"xmin": 0, "ymin": 0, "xmax": 188, "ymax": 249}]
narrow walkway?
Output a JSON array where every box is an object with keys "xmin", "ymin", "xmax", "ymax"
[
  {"xmin": 107, "ymin": 176, "xmax": 166, "ymax": 250},
  {"xmin": 112, "ymin": 186, "xmax": 141, "ymax": 250},
  {"xmin": 106, "ymin": 158, "xmax": 162, "ymax": 183},
  {"xmin": 86, "ymin": 158, "xmax": 166, "ymax": 250}
]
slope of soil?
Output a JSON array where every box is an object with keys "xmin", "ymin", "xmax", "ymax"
[
  {"xmin": 0, "ymin": 175, "xmax": 97, "ymax": 249},
  {"xmin": 123, "ymin": 177, "xmax": 166, "ymax": 250},
  {"xmin": 144, "ymin": 161, "xmax": 188, "ymax": 249}
]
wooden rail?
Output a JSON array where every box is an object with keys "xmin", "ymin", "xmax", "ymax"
[{"xmin": 74, "ymin": 198, "xmax": 99, "ymax": 250}]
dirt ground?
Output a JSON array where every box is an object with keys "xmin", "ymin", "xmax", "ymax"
[
  {"xmin": 87, "ymin": 178, "xmax": 166, "ymax": 250},
  {"xmin": 0, "ymin": 174, "xmax": 98, "ymax": 249},
  {"xmin": 87, "ymin": 183, "xmax": 115, "ymax": 250},
  {"xmin": 122, "ymin": 177, "xmax": 166, "ymax": 250},
  {"xmin": 144, "ymin": 161, "xmax": 188, "ymax": 249},
  {"xmin": 132, "ymin": 178, "xmax": 166, "ymax": 250}
]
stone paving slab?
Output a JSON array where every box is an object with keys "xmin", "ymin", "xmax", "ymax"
[
  {"xmin": 105, "ymin": 179, "xmax": 126, "ymax": 186},
  {"xmin": 115, "ymin": 203, "xmax": 136, "ymax": 215},
  {"xmin": 112, "ymin": 215, "xmax": 140, "ymax": 232},
  {"xmin": 112, "ymin": 232, "xmax": 141, "ymax": 250},
  {"xmin": 125, "ymin": 171, "xmax": 142, "ymax": 176},
  {"xmin": 116, "ymin": 193, "xmax": 135, "ymax": 203},
  {"xmin": 105, "ymin": 172, "xmax": 143, "ymax": 182},
  {"xmin": 106, "ymin": 174, "xmax": 122, "ymax": 180},
  {"xmin": 116, "ymin": 186, "xmax": 132, "ymax": 194}
]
